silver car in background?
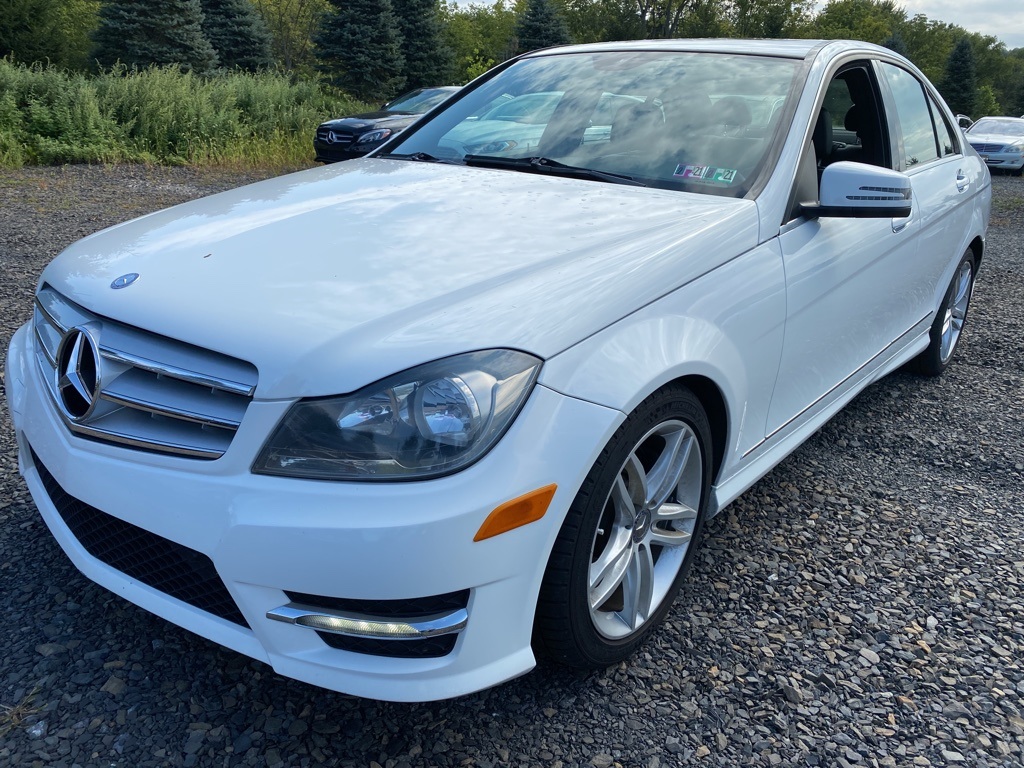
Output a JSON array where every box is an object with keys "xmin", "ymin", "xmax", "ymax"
[{"xmin": 965, "ymin": 116, "xmax": 1024, "ymax": 175}]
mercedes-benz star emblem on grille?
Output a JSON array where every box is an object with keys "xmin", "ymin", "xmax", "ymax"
[
  {"xmin": 111, "ymin": 272, "xmax": 140, "ymax": 289},
  {"xmin": 326, "ymin": 130, "xmax": 337, "ymax": 144},
  {"xmin": 56, "ymin": 327, "xmax": 102, "ymax": 421}
]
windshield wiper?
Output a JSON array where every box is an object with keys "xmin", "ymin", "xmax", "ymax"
[
  {"xmin": 463, "ymin": 155, "xmax": 647, "ymax": 187},
  {"xmin": 378, "ymin": 151, "xmax": 461, "ymax": 164}
]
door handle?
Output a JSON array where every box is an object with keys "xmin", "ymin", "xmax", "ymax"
[{"xmin": 956, "ymin": 169, "xmax": 970, "ymax": 193}]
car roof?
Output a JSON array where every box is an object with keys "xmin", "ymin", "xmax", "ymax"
[{"xmin": 522, "ymin": 38, "xmax": 886, "ymax": 61}]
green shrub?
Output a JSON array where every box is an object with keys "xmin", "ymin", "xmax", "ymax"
[{"xmin": 0, "ymin": 58, "xmax": 372, "ymax": 168}]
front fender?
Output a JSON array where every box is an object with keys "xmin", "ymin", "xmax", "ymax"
[{"xmin": 539, "ymin": 240, "xmax": 787, "ymax": 482}]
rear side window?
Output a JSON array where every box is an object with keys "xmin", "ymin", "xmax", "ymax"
[
  {"xmin": 929, "ymin": 96, "xmax": 959, "ymax": 157},
  {"xmin": 880, "ymin": 63, "xmax": 939, "ymax": 168}
]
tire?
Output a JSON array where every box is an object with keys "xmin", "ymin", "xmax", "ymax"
[
  {"xmin": 534, "ymin": 384, "xmax": 712, "ymax": 668},
  {"xmin": 910, "ymin": 250, "xmax": 976, "ymax": 376}
]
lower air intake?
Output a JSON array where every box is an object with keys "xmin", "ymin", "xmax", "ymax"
[{"xmin": 31, "ymin": 449, "xmax": 249, "ymax": 628}]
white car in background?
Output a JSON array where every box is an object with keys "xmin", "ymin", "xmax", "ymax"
[
  {"xmin": 6, "ymin": 39, "xmax": 990, "ymax": 702},
  {"xmin": 965, "ymin": 116, "xmax": 1024, "ymax": 175}
]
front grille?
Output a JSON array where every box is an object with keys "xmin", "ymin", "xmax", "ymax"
[
  {"xmin": 31, "ymin": 449, "xmax": 249, "ymax": 628},
  {"xmin": 970, "ymin": 142, "xmax": 1004, "ymax": 154},
  {"xmin": 316, "ymin": 127, "xmax": 355, "ymax": 147},
  {"xmin": 33, "ymin": 285, "xmax": 257, "ymax": 460}
]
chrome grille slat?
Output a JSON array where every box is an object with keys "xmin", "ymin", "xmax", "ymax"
[
  {"xmin": 62, "ymin": 419, "xmax": 225, "ymax": 460},
  {"xmin": 33, "ymin": 285, "xmax": 257, "ymax": 460},
  {"xmin": 35, "ymin": 295, "xmax": 69, "ymax": 334},
  {"xmin": 102, "ymin": 368, "xmax": 245, "ymax": 429},
  {"xmin": 99, "ymin": 347, "xmax": 254, "ymax": 397},
  {"xmin": 101, "ymin": 392, "xmax": 240, "ymax": 430},
  {"xmin": 316, "ymin": 128, "xmax": 355, "ymax": 147},
  {"xmin": 34, "ymin": 322, "xmax": 58, "ymax": 367}
]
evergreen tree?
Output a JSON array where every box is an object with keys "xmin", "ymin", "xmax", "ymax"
[
  {"xmin": 393, "ymin": 0, "xmax": 454, "ymax": 88},
  {"xmin": 202, "ymin": 0, "xmax": 274, "ymax": 71},
  {"xmin": 514, "ymin": 0, "xmax": 571, "ymax": 56},
  {"xmin": 1, "ymin": 0, "xmax": 99, "ymax": 69},
  {"xmin": 881, "ymin": 32, "xmax": 909, "ymax": 58},
  {"xmin": 940, "ymin": 38, "xmax": 977, "ymax": 117},
  {"xmin": 1, "ymin": 0, "xmax": 62, "ymax": 64},
  {"xmin": 93, "ymin": 0, "xmax": 218, "ymax": 73},
  {"xmin": 315, "ymin": 0, "xmax": 405, "ymax": 101}
]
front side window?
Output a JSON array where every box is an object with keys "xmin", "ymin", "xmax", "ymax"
[
  {"xmin": 385, "ymin": 51, "xmax": 801, "ymax": 198},
  {"xmin": 880, "ymin": 63, "xmax": 940, "ymax": 169}
]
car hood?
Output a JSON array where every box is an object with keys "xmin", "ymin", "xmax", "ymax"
[
  {"xmin": 42, "ymin": 160, "xmax": 759, "ymax": 398},
  {"xmin": 321, "ymin": 112, "xmax": 417, "ymax": 131}
]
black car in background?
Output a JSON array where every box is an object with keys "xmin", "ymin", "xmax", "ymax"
[{"xmin": 314, "ymin": 86, "xmax": 461, "ymax": 163}]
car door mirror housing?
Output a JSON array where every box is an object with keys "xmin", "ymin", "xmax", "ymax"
[{"xmin": 802, "ymin": 162, "xmax": 913, "ymax": 219}]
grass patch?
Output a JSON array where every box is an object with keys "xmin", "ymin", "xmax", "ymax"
[
  {"xmin": 991, "ymin": 188, "xmax": 1023, "ymax": 226},
  {"xmin": 0, "ymin": 60, "xmax": 372, "ymax": 168},
  {"xmin": 0, "ymin": 687, "xmax": 41, "ymax": 738}
]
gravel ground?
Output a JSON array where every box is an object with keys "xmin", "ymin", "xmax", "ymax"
[{"xmin": 0, "ymin": 165, "xmax": 1022, "ymax": 768}]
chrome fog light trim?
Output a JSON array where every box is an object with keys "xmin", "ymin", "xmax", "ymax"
[{"xmin": 266, "ymin": 604, "xmax": 468, "ymax": 640}]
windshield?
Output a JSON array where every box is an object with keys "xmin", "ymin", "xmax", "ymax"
[
  {"xmin": 968, "ymin": 118, "xmax": 1024, "ymax": 137},
  {"xmin": 386, "ymin": 51, "xmax": 801, "ymax": 197},
  {"xmin": 385, "ymin": 88, "xmax": 457, "ymax": 113}
]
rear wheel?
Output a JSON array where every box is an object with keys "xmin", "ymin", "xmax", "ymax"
[
  {"xmin": 534, "ymin": 384, "xmax": 712, "ymax": 667},
  {"xmin": 910, "ymin": 250, "xmax": 975, "ymax": 376}
]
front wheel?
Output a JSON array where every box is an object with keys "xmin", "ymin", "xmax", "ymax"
[
  {"xmin": 910, "ymin": 250, "xmax": 975, "ymax": 376},
  {"xmin": 534, "ymin": 384, "xmax": 712, "ymax": 668}
]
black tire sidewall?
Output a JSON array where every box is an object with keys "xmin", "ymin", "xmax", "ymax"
[
  {"xmin": 536, "ymin": 384, "xmax": 713, "ymax": 667},
  {"xmin": 916, "ymin": 250, "xmax": 975, "ymax": 376}
]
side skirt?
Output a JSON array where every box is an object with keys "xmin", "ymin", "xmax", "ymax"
[{"xmin": 708, "ymin": 317, "xmax": 931, "ymax": 517}]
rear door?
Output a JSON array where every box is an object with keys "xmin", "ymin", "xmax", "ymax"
[{"xmin": 877, "ymin": 61, "xmax": 983, "ymax": 309}]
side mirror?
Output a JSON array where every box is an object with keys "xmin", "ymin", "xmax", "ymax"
[{"xmin": 802, "ymin": 162, "xmax": 912, "ymax": 219}]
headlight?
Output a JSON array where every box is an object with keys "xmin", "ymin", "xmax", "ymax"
[
  {"xmin": 1004, "ymin": 143, "xmax": 1023, "ymax": 155},
  {"xmin": 253, "ymin": 350, "xmax": 542, "ymax": 481},
  {"xmin": 357, "ymin": 129, "xmax": 392, "ymax": 144}
]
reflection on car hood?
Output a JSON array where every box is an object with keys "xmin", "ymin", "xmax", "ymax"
[
  {"xmin": 321, "ymin": 112, "xmax": 418, "ymax": 131},
  {"xmin": 42, "ymin": 159, "xmax": 759, "ymax": 398}
]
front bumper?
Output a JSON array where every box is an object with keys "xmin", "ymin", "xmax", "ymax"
[
  {"xmin": 977, "ymin": 151, "xmax": 1024, "ymax": 171},
  {"xmin": 312, "ymin": 139, "xmax": 375, "ymax": 164},
  {"xmin": 6, "ymin": 323, "xmax": 622, "ymax": 701}
]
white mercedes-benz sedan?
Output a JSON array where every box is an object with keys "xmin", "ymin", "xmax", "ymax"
[{"xmin": 5, "ymin": 39, "xmax": 991, "ymax": 702}]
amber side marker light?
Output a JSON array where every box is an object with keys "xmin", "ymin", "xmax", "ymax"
[{"xmin": 474, "ymin": 484, "xmax": 557, "ymax": 542}]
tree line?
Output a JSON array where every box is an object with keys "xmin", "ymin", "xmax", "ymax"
[{"xmin": 1, "ymin": 0, "xmax": 1022, "ymax": 115}]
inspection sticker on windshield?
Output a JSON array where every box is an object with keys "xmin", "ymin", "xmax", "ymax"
[{"xmin": 673, "ymin": 164, "xmax": 737, "ymax": 184}]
